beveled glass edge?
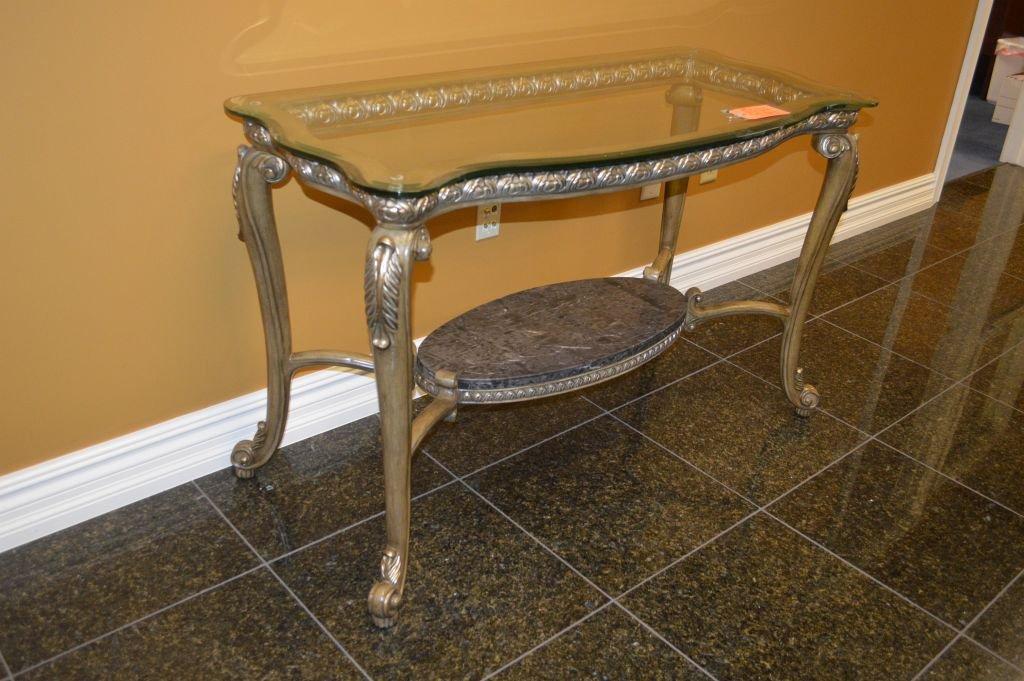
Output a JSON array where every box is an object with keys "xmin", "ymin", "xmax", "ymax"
[
  {"xmin": 239, "ymin": 108, "xmax": 860, "ymax": 225},
  {"xmin": 225, "ymin": 48, "xmax": 875, "ymax": 195}
]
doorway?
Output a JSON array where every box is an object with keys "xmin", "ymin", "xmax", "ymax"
[{"xmin": 947, "ymin": 0, "xmax": 1024, "ymax": 181}]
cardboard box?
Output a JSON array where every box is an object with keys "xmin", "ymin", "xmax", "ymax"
[
  {"xmin": 994, "ymin": 73, "xmax": 1024, "ymax": 124},
  {"xmin": 988, "ymin": 37, "xmax": 1024, "ymax": 103}
]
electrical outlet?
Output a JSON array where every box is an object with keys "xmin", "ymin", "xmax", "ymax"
[
  {"xmin": 476, "ymin": 203, "xmax": 501, "ymax": 240},
  {"xmin": 699, "ymin": 169, "xmax": 718, "ymax": 185},
  {"xmin": 639, "ymin": 183, "xmax": 661, "ymax": 201}
]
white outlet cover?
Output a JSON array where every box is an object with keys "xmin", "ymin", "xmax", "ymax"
[
  {"xmin": 639, "ymin": 183, "xmax": 661, "ymax": 201},
  {"xmin": 476, "ymin": 203, "xmax": 501, "ymax": 240}
]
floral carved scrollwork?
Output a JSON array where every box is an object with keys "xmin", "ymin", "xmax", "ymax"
[
  {"xmin": 364, "ymin": 239, "xmax": 403, "ymax": 350},
  {"xmin": 272, "ymin": 110, "xmax": 858, "ymax": 225},
  {"xmin": 243, "ymin": 119, "xmax": 274, "ymax": 148},
  {"xmin": 813, "ymin": 133, "xmax": 852, "ymax": 159},
  {"xmin": 368, "ymin": 548, "xmax": 403, "ymax": 627},
  {"xmin": 284, "ymin": 54, "xmax": 815, "ymax": 129},
  {"xmin": 233, "ymin": 146, "xmax": 289, "ymax": 239},
  {"xmin": 380, "ymin": 548, "xmax": 402, "ymax": 585},
  {"xmin": 813, "ymin": 132, "xmax": 859, "ymax": 207}
]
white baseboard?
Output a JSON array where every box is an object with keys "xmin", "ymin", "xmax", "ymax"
[{"xmin": 0, "ymin": 172, "xmax": 936, "ymax": 553}]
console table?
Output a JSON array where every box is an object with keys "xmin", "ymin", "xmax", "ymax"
[{"xmin": 225, "ymin": 48, "xmax": 875, "ymax": 627}]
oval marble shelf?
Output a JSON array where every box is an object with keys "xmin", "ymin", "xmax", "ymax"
[{"xmin": 415, "ymin": 277, "xmax": 687, "ymax": 404}]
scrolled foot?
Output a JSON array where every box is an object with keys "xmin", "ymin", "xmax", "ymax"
[
  {"xmin": 792, "ymin": 368, "xmax": 820, "ymax": 417},
  {"xmin": 231, "ymin": 421, "xmax": 267, "ymax": 479},
  {"xmin": 368, "ymin": 581, "xmax": 402, "ymax": 628},
  {"xmin": 683, "ymin": 287, "xmax": 704, "ymax": 332},
  {"xmin": 795, "ymin": 384, "xmax": 820, "ymax": 417}
]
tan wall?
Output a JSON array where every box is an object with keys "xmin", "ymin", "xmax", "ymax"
[{"xmin": 0, "ymin": 1, "xmax": 976, "ymax": 475}]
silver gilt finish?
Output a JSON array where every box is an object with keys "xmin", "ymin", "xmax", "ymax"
[{"xmin": 226, "ymin": 57, "xmax": 871, "ymax": 626}]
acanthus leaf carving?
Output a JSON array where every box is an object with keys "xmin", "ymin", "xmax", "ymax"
[{"xmin": 364, "ymin": 239, "xmax": 403, "ymax": 350}]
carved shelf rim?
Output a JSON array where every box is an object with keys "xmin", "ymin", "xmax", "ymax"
[{"xmin": 414, "ymin": 277, "xmax": 688, "ymax": 404}]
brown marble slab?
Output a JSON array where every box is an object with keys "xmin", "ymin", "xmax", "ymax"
[{"xmin": 416, "ymin": 277, "xmax": 687, "ymax": 398}]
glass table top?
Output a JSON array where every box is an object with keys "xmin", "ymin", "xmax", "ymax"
[{"xmin": 226, "ymin": 48, "xmax": 875, "ymax": 197}]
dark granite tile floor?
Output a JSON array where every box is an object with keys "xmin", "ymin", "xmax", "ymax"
[
  {"xmin": 969, "ymin": 573, "xmax": 1024, "ymax": 669},
  {"xmin": 920, "ymin": 638, "xmax": 1022, "ymax": 680},
  {"xmin": 195, "ymin": 412, "xmax": 454, "ymax": 560},
  {"xmin": 770, "ymin": 441, "xmax": 1024, "ymax": 627},
  {"xmin": 2, "ymin": 167, "xmax": 1024, "ymax": 679}
]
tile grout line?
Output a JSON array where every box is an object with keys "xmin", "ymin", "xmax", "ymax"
[
  {"xmin": 603, "ymin": 397, "xmax": 875, "ymax": 512},
  {"xmin": 764, "ymin": 512, "xmax": 965, "ymax": 636},
  {"xmin": 266, "ymin": 477, "xmax": 460, "ymax": 566},
  {"xmin": 815, "ymin": 293, "xmax": 1024, "ymax": 390},
  {"xmin": 838, "ymin": 203, "xmax": 1023, "ymax": 280},
  {"xmin": 715, "ymin": 323, "xmax": 1020, "ymax": 516},
  {"xmin": 10, "ymin": 565, "xmax": 264, "ymax": 678},
  {"xmin": 718, "ymin": 325, "xmax": 1024, "ymax": 537},
  {"xmin": 961, "ymin": 336, "xmax": 1024, "ymax": 415},
  {"xmin": 875, "ymin": 440, "xmax": 1024, "ymax": 521},
  {"xmin": 593, "ymin": 402, "xmax": 968, "ymax": 629},
  {"xmin": 477, "ymin": 602, "xmax": 614, "ymax": 680},
  {"xmin": 957, "ymin": 632, "xmax": 1024, "ymax": 673},
  {"xmin": 963, "ymin": 379, "xmax": 1024, "ymax": 415},
  {"xmin": 611, "ymin": 602, "xmax": 720, "ymax": 680},
  {"xmin": 910, "ymin": 566, "xmax": 1024, "ymax": 680},
  {"xmin": 587, "ymin": 391, "xmax": 1004, "ymax": 648},
  {"xmin": 747, "ymin": 220, "xmax": 1002, "ymax": 329},
  {"xmin": 480, "ymin": 209, "xmax": 1020, "ymax": 676},
  {"xmin": 720, "ymin": 348, "xmax": 961, "ymax": 440},
  {"xmin": 600, "ymin": 410, "xmax": 762, "ymax": 509},
  {"xmin": 576, "ymin": 355, "xmax": 727, "ymax": 415},
  {"xmin": 812, "ymin": 316, "xmax": 978, "ymax": 385},
  {"xmin": 829, "ymin": 216, "xmax": 1024, "ymax": 314},
  {"xmin": 191, "ymin": 482, "xmax": 373, "ymax": 681},
  {"xmin": 5, "ymin": 208, "xmax": 1016, "ymax": 679},
  {"xmin": 422, "ymin": 452, "xmax": 614, "ymax": 601},
  {"xmin": 611, "ymin": 509, "xmax": 759, "ymax": 603},
  {"xmin": 424, "ymin": 450, "xmax": 728, "ymax": 680},
  {"xmin": 0, "ymin": 648, "xmax": 12, "ymax": 680},
  {"xmin": 726, "ymin": 282, "xmax": 975, "ymax": 389},
  {"xmin": 418, "ymin": 453, "xmax": 619, "ymax": 673},
  {"xmin": 425, "ymin": 410, "xmax": 609, "ymax": 482}
]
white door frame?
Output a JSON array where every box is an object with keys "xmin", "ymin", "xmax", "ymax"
[{"xmin": 933, "ymin": 0, "xmax": 995, "ymax": 198}]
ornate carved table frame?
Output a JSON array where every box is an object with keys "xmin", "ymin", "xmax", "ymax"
[{"xmin": 229, "ymin": 64, "xmax": 862, "ymax": 627}]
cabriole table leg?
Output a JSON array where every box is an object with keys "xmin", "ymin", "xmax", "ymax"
[
  {"xmin": 644, "ymin": 177, "xmax": 690, "ymax": 284},
  {"xmin": 231, "ymin": 146, "xmax": 293, "ymax": 479},
  {"xmin": 779, "ymin": 133, "xmax": 859, "ymax": 416},
  {"xmin": 365, "ymin": 223, "xmax": 431, "ymax": 628},
  {"xmin": 681, "ymin": 132, "xmax": 858, "ymax": 417}
]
